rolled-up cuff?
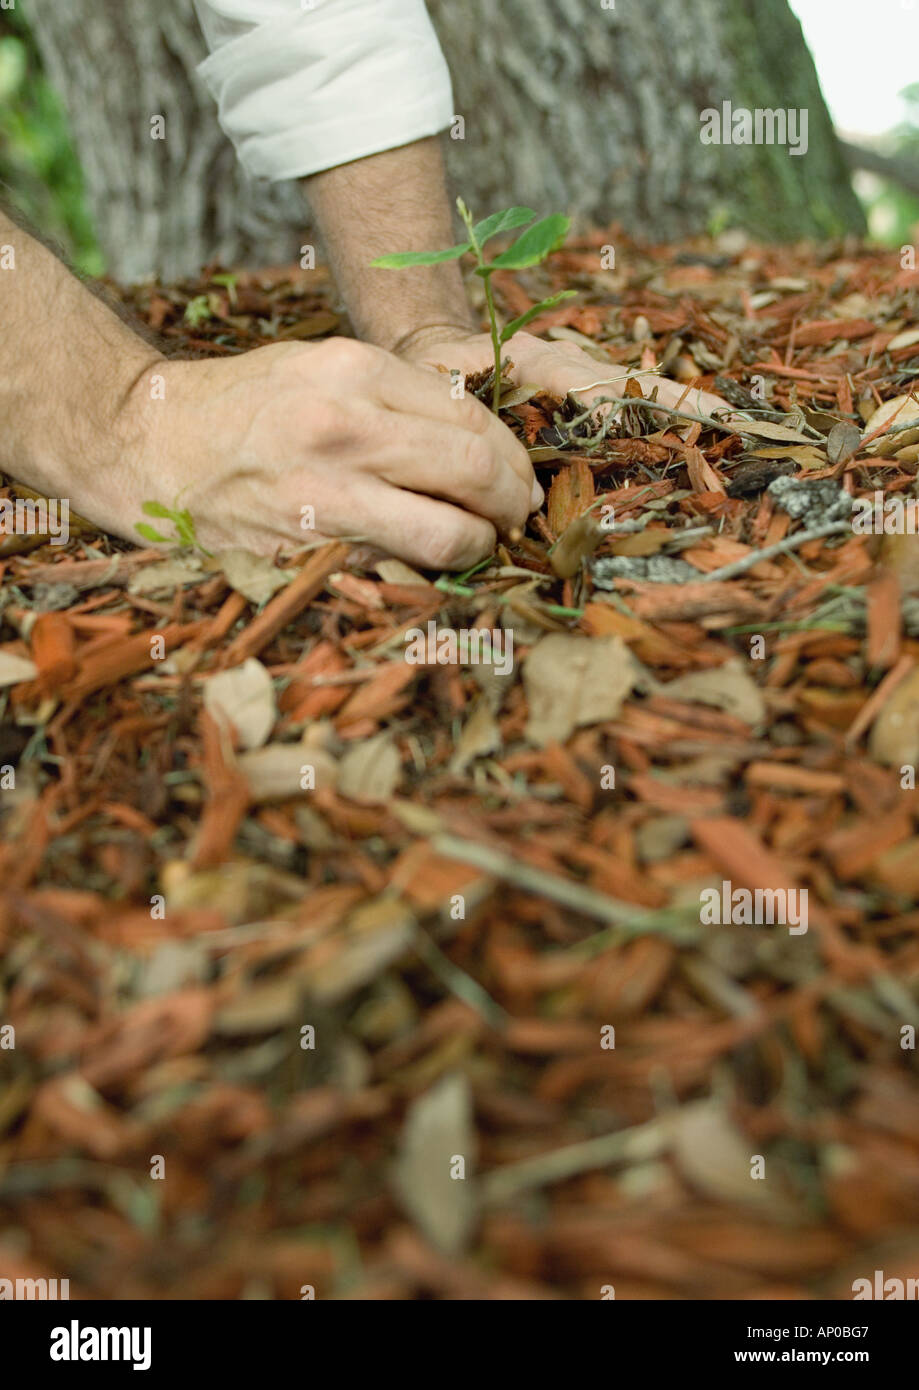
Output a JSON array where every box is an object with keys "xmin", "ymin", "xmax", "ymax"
[{"xmin": 194, "ymin": 0, "xmax": 455, "ymax": 181}]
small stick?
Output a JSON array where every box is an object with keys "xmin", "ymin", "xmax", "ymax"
[
  {"xmin": 480, "ymin": 1105, "xmax": 703, "ymax": 1204},
  {"xmin": 410, "ymin": 927, "xmax": 508, "ymax": 1027},
  {"xmin": 564, "ymin": 392, "xmax": 746, "ymax": 438},
  {"xmin": 700, "ymin": 520, "xmax": 852, "ymax": 583},
  {"xmin": 431, "ymin": 833, "xmax": 699, "ymax": 939}
]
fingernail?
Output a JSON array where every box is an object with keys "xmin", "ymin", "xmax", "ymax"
[{"xmin": 530, "ymin": 480, "xmax": 544, "ymax": 511}]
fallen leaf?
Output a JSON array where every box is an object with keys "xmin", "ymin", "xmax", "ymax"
[
  {"xmin": 738, "ymin": 421, "xmax": 820, "ymax": 444},
  {"xmin": 215, "ymin": 549, "xmax": 290, "ymax": 606},
  {"xmin": 662, "ymin": 660, "xmax": 767, "ymax": 726},
  {"xmin": 523, "ymin": 634, "xmax": 638, "ymax": 745},
  {"xmin": 826, "ymin": 421, "xmax": 862, "ymax": 466},
  {"xmin": 498, "ymin": 383, "xmax": 542, "ymax": 408},
  {"xmin": 337, "ymin": 732, "xmax": 401, "ymax": 803},
  {"xmin": 887, "ymin": 327, "xmax": 919, "ymax": 352},
  {"xmin": 128, "ymin": 558, "xmax": 205, "ymax": 596},
  {"xmin": 671, "ymin": 1101, "xmax": 789, "ymax": 1211},
  {"xmin": 203, "ymin": 659, "xmax": 276, "ymax": 749},
  {"xmin": 309, "ymin": 897, "xmax": 416, "ymax": 1002},
  {"xmin": 237, "ymin": 743, "xmax": 337, "ymax": 801},
  {"xmin": 864, "ymin": 393, "xmax": 919, "ymax": 456},
  {"xmin": 394, "ymin": 1072, "xmax": 477, "ymax": 1255},
  {"xmin": 215, "ymin": 977, "xmax": 303, "ymax": 1035},
  {"xmin": 549, "ymin": 515, "xmax": 603, "ymax": 578},
  {"xmin": 869, "ymin": 666, "xmax": 919, "ymax": 767},
  {"xmin": 374, "ymin": 558, "xmax": 430, "ymax": 586},
  {"xmin": 0, "ymin": 649, "xmax": 38, "ymax": 687},
  {"xmin": 449, "ymin": 700, "xmax": 502, "ymax": 774}
]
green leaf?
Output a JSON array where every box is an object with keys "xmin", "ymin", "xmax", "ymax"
[
  {"xmin": 490, "ymin": 215, "xmax": 571, "ymax": 270},
  {"xmin": 141, "ymin": 501, "xmax": 175, "ymax": 520},
  {"xmin": 370, "ymin": 244, "xmax": 471, "ymax": 269},
  {"xmin": 184, "ymin": 294, "xmax": 212, "ymax": 326},
  {"xmin": 211, "ymin": 272, "xmax": 238, "ymax": 305},
  {"xmin": 499, "ymin": 290, "xmax": 578, "ymax": 343},
  {"xmin": 135, "ymin": 522, "xmax": 168, "ymax": 543},
  {"xmin": 471, "ymin": 207, "xmax": 535, "ymax": 247}
]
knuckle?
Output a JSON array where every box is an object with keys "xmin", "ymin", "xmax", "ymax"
[{"xmin": 319, "ymin": 336, "xmax": 376, "ymax": 375}]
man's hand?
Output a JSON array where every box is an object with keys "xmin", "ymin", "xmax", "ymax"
[
  {"xmin": 399, "ymin": 328, "xmax": 733, "ymax": 421},
  {"xmin": 120, "ymin": 339, "xmax": 542, "ymax": 569},
  {"xmin": 1, "ymin": 209, "xmax": 542, "ymax": 571}
]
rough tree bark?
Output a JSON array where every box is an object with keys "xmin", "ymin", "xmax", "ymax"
[
  {"xmin": 26, "ymin": 0, "xmax": 305, "ymax": 281},
  {"xmin": 27, "ymin": 0, "xmax": 865, "ymax": 282}
]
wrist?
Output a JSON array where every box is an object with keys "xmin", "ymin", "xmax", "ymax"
[{"xmin": 392, "ymin": 320, "xmax": 480, "ymax": 360}]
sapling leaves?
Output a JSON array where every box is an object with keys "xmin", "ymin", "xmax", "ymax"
[
  {"xmin": 490, "ymin": 215, "xmax": 571, "ymax": 270},
  {"xmin": 368, "ymin": 199, "xmax": 572, "ymax": 412},
  {"xmin": 184, "ymin": 294, "xmax": 212, "ymax": 326},
  {"xmin": 500, "ymin": 290, "xmax": 578, "ymax": 344},
  {"xmin": 471, "ymin": 206, "xmax": 536, "ymax": 246},
  {"xmin": 135, "ymin": 499, "xmax": 207, "ymax": 552}
]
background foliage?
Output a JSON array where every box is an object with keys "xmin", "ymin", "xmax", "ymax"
[
  {"xmin": 0, "ymin": 6, "xmax": 102, "ymax": 274},
  {"xmin": 863, "ymin": 82, "xmax": 919, "ymax": 247}
]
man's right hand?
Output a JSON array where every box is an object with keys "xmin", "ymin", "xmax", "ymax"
[
  {"xmin": 0, "ymin": 209, "xmax": 540, "ymax": 572},
  {"xmin": 122, "ymin": 338, "xmax": 542, "ymax": 569}
]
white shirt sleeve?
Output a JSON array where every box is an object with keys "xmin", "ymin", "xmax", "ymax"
[{"xmin": 192, "ymin": 0, "xmax": 455, "ymax": 181}]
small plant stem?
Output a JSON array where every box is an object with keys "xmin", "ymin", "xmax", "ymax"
[
  {"xmin": 483, "ymin": 274, "xmax": 504, "ymax": 412},
  {"xmin": 457, "ymin": 198, "xmax": 503, "ymax": 413}
]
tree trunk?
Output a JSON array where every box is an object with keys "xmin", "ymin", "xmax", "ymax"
[
  {"xmin": 27, "ymin": 0, "xmax": 304, "ymax": 282},
  {"xmin": 430, "ymin": 0, "xmax": 865, "ymax": 242},
  {"xmin": 27, "ymin": 0, "xmax": 865, "ymax": 282}
]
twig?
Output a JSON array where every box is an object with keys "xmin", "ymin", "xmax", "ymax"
[
  {"xmin": 700, "ymin": 520, "xmax": 852, "ymax": 583},
  {"xmin": 563, "ymin": 393, "xmax": 748, "ymax": 438},
  {"xmin": 430, "ymin": 833, "xmax": 699, "ymax": 940},
  {"xmin": 410, "ymin": 926, "xmax": 509, "ymax": 1027},
  {"xmin": 480, "ymin": 1104, "xmax": 707, "ymax": 1204}
]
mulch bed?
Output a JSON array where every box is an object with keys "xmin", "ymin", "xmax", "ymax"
[{"xmin": 1, "ymin": 228, "xmax": 918, "ymax": 1300}]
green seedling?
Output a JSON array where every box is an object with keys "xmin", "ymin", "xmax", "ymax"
[
  {"xmin": 135, "ymin": 498, "xmax": 208, "ymax": 552},
  {"xmin": 371, "ymin": 199, "xmax": 575, "ymax": 411},
  {"xmin": 210, "ymin": 272, "xmax": 238, "ymax": 307},
  {"xmin": 183, "ymin": 294, "xmax": 213, "ymax": 327}
]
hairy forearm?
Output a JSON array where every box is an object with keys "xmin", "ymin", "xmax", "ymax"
[
  {"xmin": 0, "ymin": 208, "xmax": 162, "ymax": 526},
  {"xmin": 303, "ymin": 137, "xmax": 477, "ymax": 354}
]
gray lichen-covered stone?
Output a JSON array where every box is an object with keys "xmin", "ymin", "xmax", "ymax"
[
  {"xmin": 767, "ymin": 476, "xmax": 853, "ymax": 526},
  {"xmin": 590, "ymin": 554, "xmax": 701, "ymax": 587}
]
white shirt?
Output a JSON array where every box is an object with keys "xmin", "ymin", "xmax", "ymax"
[{"xmin": 193, "ymin": 0, "xmax": 454, "ymax": 181}]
